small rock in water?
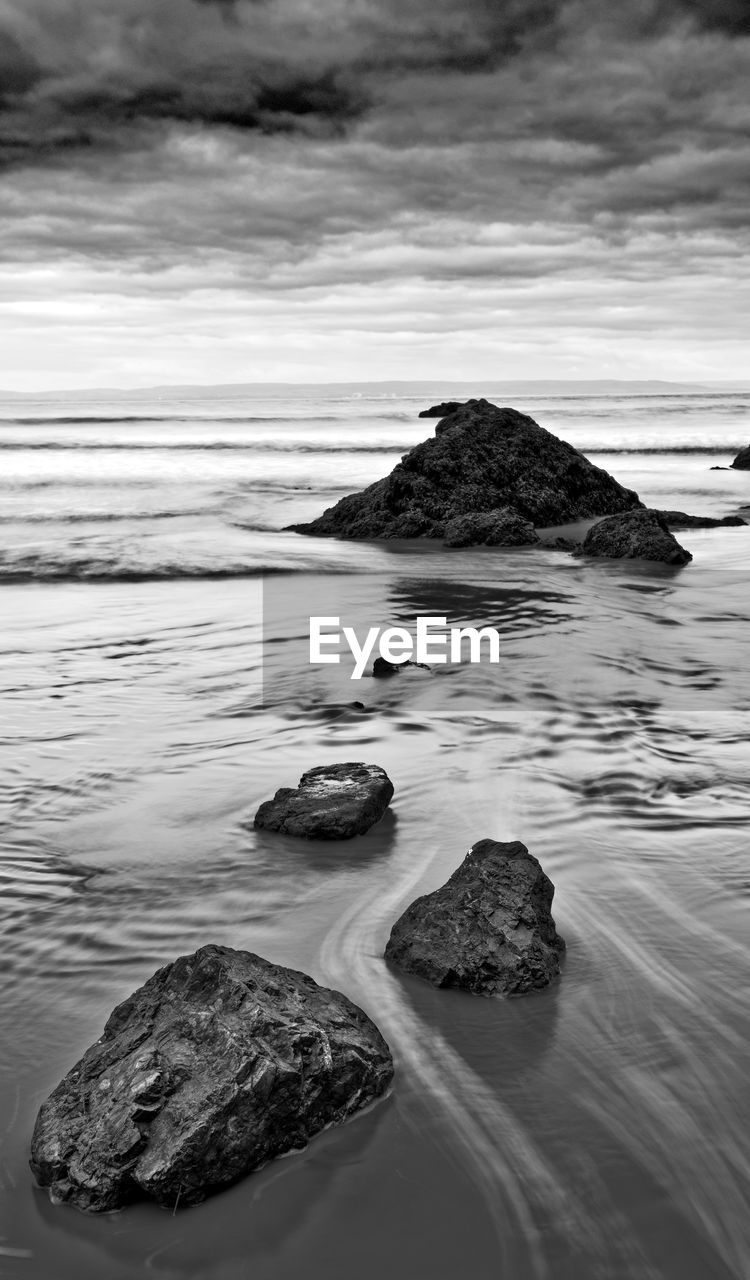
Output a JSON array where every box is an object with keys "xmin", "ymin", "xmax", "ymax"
[
  {"xmin": 418, "ymin": 401, "xmax": 463, "ymax": 418},
  {"xmin": 655, "ymin": 509, "xmax": 747, "ymax": 529},
  {"xmin": 30, "ymin": 945, "xmax": 394, "ymax": 1212},
  {"xmin": 731, "ymin": 446, "xmax": 750, "ymax": 470},
  {"xmin": 254, "ymin": 762, "xmax": 394, "ymax": 839},
  {"xmin": 443, "ymin": 508, "xmax": 539, "ymax": 548},
  {"xmin": 372, "ymin": 656, "xmax": 404, "ymax": 677},
  {"xmin": 580, "ymin": 509, "xmax": 692, "ymax": 565},
  {"xmin": 384, "ymin": 839, "xmax": 565, "ymax": 997}
]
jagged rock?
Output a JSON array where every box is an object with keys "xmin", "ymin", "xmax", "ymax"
[
  {"xmin": 254, "ymin": 762, "xmax": 393, "ymax": 839},
  {"xmin": 731, "ymin": 446, "xmax": 750, "ymax": 470},
  {"xmin": 418, "ymin": 401, "xmax": 463, "ymax": 418},
  {"xmin": 287, "ymin": 400, "xmax": 642, "ymax": 540},
  {"xmin": 385, "ymin": 839, "xmax": 564, "ymax": 997},
  {"xmin": 655, "ymin": 509, "xmax": 747, "ymax": 529},
  {"xmin": 443, "ymin": 508, "xmax": 539, "ymax": 548},
  {"xmin": 30, "ymin": 945, "xmax": 394, "ymax": 1213},
  {"xmin": 580, "ymin": 509, "xmax": 692, "ymax": 565}
]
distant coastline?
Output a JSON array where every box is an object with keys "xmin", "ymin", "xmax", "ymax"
[{"xmin": 2, "ymin": 378, "xmax": 747, "ymax": 400}]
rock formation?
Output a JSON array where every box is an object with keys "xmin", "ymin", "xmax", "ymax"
[
  {"xmin": 443, "ymin": 508, "xmax": 539, "ymax": 547},
  {"xmin": 655, "ymin": 510, "xmax": 746, "ymax": 529},
  {"xmin": 254, "ymin": 762, "xmax": 394, "ymax": 839},
  {"xmin": 384, "ymin": 839, "xmax": 565, "ymax": 997},
  {"xmin": 731, "ymin": 446, "xmax": 750, "ymax": 470},
  {"xmin": 580, "ymin": 509, "xmax": 692, "ymax": 565},
  {"xmin": 30, "ymin": 945, "xmax": 394, "ymax": 1212},
  {"xmin": 287, "ymin": 400, "xmax": 642, "ymax": 540},
  {"xmin": 418, "ymin": 401, "xmax": 463, "ymax": 418}
]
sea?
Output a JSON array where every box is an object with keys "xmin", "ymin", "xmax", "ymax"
[{"xmin": 0, "ymin": 387, "xmax": 749, "ymax": 1280}]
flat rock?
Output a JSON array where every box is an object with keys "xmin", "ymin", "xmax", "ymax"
[
  {"xmin": 30, "ymin": 945, "xmax": 394, "ymax": 1213},
  {"xmin": 418, "ymin": 400, "xmax": 463, "ymax": 418},
  {"xmin": 287, "ymin": 399, "xmax": 642, "ymax": 540},
  {"xmin": 443, "ymin": 508, "xmax": 539, "ymax": 547},
  {"xmin": 731, "ymin": 446, "xmax": 750, "ymax": 470},
  {"xmin": 384, "ymin": 839, "xmax": 565, "ymax": 997},
  {"xmin": 655, "ymin": 509, "xmax": 747, "ymax": 529},
  {"xmin": 254, "ymin": 762, "xmax": 394, "ymax": 839},
  {"xmin": 581, "ymin": 509, "xmax": 692, "ymax": 565}
]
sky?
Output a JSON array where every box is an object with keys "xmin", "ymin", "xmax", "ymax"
[{"xmin": 0, "ymin": 0, "xmax": 748, "ymax": 390}]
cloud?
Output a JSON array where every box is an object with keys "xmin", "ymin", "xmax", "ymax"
[{"xmin": 0, "ymin": 0, "xmax": 748, "ymax": 385}]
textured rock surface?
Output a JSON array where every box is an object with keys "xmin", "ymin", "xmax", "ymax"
[
  {"xmin": 30, "ymin": 945, "xmax": 394, "ymax": 1213},
  {"xmin": 418, "ymin": 400, "xmax": 463, "ymax": 418},
  {"xmin": 287, "ymin": 400, "xmax": 642, "ymax": 540},
  {"xmin": 254, "ymin": 762, "xmax": 393, "ymax": 839},
  {"xmin": 384, "ymin": 839, "xmax": 565, "ymax": 997},
  {"xmin": 731, "ymin": 446, "xmax": 750, "ymax": 470},
  {"xmin": 581, "ymin": 509, "xmax": 692, "ymax": 565},
  {"xmin": 443, "ymin": 508, "xmax": 539, "ymax": 547},
  {"xmin": 655, "ymin": 509, "xmax": 746, "ymax": 529}
]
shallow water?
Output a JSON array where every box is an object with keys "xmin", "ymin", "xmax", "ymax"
[{"xmin": 1, "ymin": 390, "xmax": 749, "ymax": 1279}]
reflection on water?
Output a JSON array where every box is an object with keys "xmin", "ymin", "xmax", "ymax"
[{"xmin": 1, "ymin": 553, "xmax": 749, "ymax": 1280}]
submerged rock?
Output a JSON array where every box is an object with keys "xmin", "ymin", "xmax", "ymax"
[
  {"xmin": 655, "ymin": 509, "xmax": 747, "ymax": 529},
  {"xmin": 372, "ymin": 657, "xmax": 431, "ymax": 678},
  {"xmin": 287, "ymin": 400, "xmax": 642, "ymax": 540},
  {"xmin": 254, "ymin": 762, "xmax": 394, "ymax": 839},
  {"xmin": 443, "ymin": 508, "xmax": 539, "ymax": 547},
  {"xmin": 30, "ymin": 945, "xmax": 394, "ymax": 1213},
  {"xmin": 384, "ymin": 839, "xmax": 565, "ymax": 997},
  {"xmin": 581, "ymin": 509, "xmax": 692, "ymax": 565},
  {"xmin": 731, "ymin": 446, "xmax": 750, "ymax": 470},
  {"xmin": 418, "ymin": 400, "xmax": 463, "ymax": 418}
]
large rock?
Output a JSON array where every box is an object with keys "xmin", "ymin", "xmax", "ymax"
[
  {"xmin": 287, "ymin": 400, "xmax": 642, "ymax": 540},
  {"xmin": 30, "ymin": 945, "xmax": 394, "ymax": 1213},
  {"xmin": 443, "ymin": 508, "xmax": 539, "ymax": 547},
  {"xmin": 254, "ymin": 762, "xmax": 394, "ymax": 839},
  {"xmin": 418, "ymin": 400, "xmax": 463, "ymax": 418},
  {"xmin": 384, "ymin": 839, "xmax": 565, "ymax": 997},
  {"xmin": 581, "ymin": 509, "xmax": 692, "ymax": 565},
  {"xmin": 731, "ymin": 446, "xmax": 750, "ymax": 470},
  {"xmin": 655, "ymin": 509, "xmax": 746, "ymax": 529}
]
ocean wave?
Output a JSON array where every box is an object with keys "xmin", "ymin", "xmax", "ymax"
[
  {"xmin": 0, "ymin": 557, "xmax": 297, "ymax": 583},
  {"xmin": 0, "ymin": 411, "xmax": 414, "ymax": 426},
  {"xmin": 0, "ymin": 440, "xmax": 409, "ymax": 453}
]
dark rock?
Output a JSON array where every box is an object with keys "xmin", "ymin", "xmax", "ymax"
[
  {"xmin": 372, "ymin": 658, "xmax": 431, "ymax": 677},
  {"xmin": 385, "ymin": 839, "xmax": 564, "ymax": 997},
  {"xmin": 254, "ymin": 762, "xmax": 393, "ymax": 839},
  {"xmin": 372, "ymin": 656, "xmax": 403, "ymax": 677},
  {"xmin": 710, "ymin": 466, "xmax": 729, "ymax": 471},
  {"xmin": 287, "ymin": 400, "xmax": 642, "ymax": 540},
  {"xmin": 655, "ymin": 509, "xmax": 747, "ymax": 529},
  {"xmin": 418, "ymin": 401, "xmax": 463, "ymax": 418},
  {"xmin": 30, "ymin": 945, "xmax": 393, "ymax": 1213},
  {"xmin": 731, "ymin": 446, "xmax": 750, "ymax": 469},
  {"xmin": 443, "ymin": 508, "xmax": 539, "ymax": 548},
  {"xmin": 581, "ymin": 509, "xmax": 692, "ymax": 565}
]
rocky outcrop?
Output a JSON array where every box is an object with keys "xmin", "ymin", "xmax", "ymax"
[
  {"xmin": 254, "ymin": 762, "xmax": 394, "ymax": 839},
  {"xmin": 384, "ymin": 839, "xmax": 565, "ymax": 997},
  {"xmin": 30, "ymin": 945, "xmax": 394, "ymax": 1213},
  {"xmin": 655, "ymin": 509, "xmax": 747, "ymax": 529},
  {"xmin": 443, "ymin": 508, "xmax": 539, "ymax": 547},
  {"xmin": 287, "ymin": 400, "xmax": 642, "ymax": 540},
  {"xmin": 418, "ymin": 401, "xmax": 463, "ymax": 418},
  {"xmin": 580, "ymin": 509, "xmax": 692, "ymax": 565},
  {"xmin": 731, "ymin": 446, "xmax": 750, "ymax": 470}
]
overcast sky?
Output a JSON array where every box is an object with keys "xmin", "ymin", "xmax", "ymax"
[{"xmin": 0, "ymin": 0, "xmax": 748, "ymax": 390}]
